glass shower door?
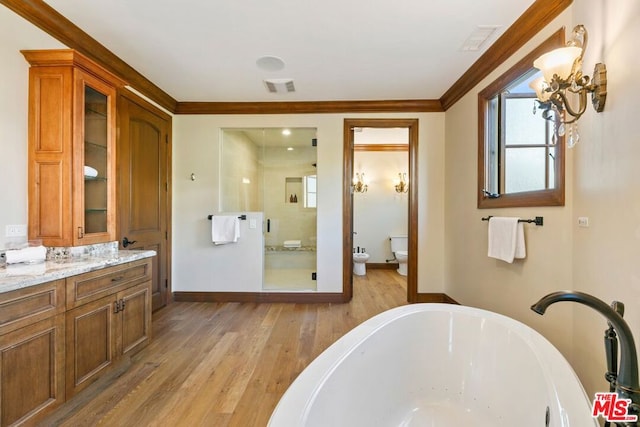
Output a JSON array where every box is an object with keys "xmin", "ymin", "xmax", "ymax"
[
  {"xmin": 220, "ymin": 127, "xmax": 317, "ymax": 291},
  {"xmin": 262, "ymin": 128, "xmax": 317, "ymax": 291}
]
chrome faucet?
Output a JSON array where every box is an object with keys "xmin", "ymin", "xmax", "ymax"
[{"xmin": 531, "ymin": 291, "xmax": 640, "ymax": 424}]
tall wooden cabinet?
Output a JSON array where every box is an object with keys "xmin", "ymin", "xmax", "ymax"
[{"xmin": 22, "ymin": 50, "xmax": 125, "ymax": 246}]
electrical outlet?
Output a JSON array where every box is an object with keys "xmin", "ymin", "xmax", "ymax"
[
  {"xmin": 5, "ymin": 224, "xmax": 27, "ymax": 237},
  {"xmin": 577, "ymin": 217, "xmax": 589, "ymax": 228}
]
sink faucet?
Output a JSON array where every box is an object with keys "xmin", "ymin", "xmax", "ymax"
[{"xmin": 531, "ymin": 291, "xmax": 640, "ymax": 421}]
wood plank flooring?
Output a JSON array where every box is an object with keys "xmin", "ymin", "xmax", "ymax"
[{"xmin": 44, "ymin": 270, "xmax": 408, "ymax": 426}]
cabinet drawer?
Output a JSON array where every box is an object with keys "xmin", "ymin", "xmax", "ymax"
[
  {"xmin": 0, "ymin": 279, "xmax": 65, "ymax": 336},
  {"xmin": 66, "ymin": 259, "xmax": 151, "ymax": 309}
]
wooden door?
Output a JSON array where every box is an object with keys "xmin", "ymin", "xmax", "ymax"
[{"xmin": 117, "ymin": 91, "xmax": 171, "ymax": 311}]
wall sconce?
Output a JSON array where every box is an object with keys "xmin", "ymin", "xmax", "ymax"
[
  {"xmin": 395, "ymin": 173, "xmax": 408, "ymax": 193},
  {"xmin": 530, "ymin": 24, "xmax": 607, "ymax": 147},
  {"xmin": 353, "ymin": 173, "xmax": 368, "ymax": 193}
]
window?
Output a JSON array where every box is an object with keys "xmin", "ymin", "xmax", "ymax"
[
  {"xmin": 304, "ymin": 174, "xmax": 317, "ymax": 208},
  {"xmin": 478, "ymin": 29, "xmax": 565, "ymax": 208}
]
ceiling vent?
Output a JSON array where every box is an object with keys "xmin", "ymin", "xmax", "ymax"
[
  {"xmin": 264, "ymin": 78, "xmax": 295, "ymax": 93},
  {"xmin": 461, "ymin": 25, "xmax": 501, "ymax": 51}
]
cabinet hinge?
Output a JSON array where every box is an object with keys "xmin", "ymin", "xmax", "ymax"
[
  {"xmin": 165, "ymin": 279, "xmax": 168, "ymax": 289},
  {"xmin": 312, "ymin": 138, "xmax": 317, "ymax": 147},
  {"xmin": 165, "ymin": 231, "xmax": 168, "ymax": 239},
  {"xmin": 165, "ymin": 134, "xmax": 169, "ymax": 144}
]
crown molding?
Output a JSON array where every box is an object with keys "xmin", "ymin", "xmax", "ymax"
[{"xmin": 174, "ymin": 99, "xmax": 443, "ymax": 114}]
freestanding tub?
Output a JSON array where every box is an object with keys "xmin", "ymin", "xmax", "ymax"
[{"xmin": 269, "ymin": 304, "xmax": 597, "ymax": 426}]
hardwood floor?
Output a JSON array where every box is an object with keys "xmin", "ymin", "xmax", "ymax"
[{"xmin": 44, "ymin": 270, "xmax": 408, "ymax": 426}]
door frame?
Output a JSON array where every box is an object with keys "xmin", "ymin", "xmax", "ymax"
[{"xmin": 343, "ymin": 118, "xmax": 418, "ymax": 302}]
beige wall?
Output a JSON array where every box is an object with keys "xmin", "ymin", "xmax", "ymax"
[
  {"xmin": 173, "ymin": 113, "xmax": 446, "ymax": 293},
  {"xmin": 0, "ymin": 7, "xmax": 64, "ymax": 249},
  {"xmin": 445, "ymin": 0, "xmax": 640, "ymax": 400},
  {"xmin": 570, "ymin": 0, "xmax": 640, "ymax": 399}
]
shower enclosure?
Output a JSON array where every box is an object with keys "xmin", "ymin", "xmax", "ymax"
[{"xmin": 220, "ymin": 127, "xmax": 317, "ymax": 291}]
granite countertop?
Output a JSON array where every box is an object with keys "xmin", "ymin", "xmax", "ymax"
[{"xmin": 0, "ymin": 249, "xmax": 156, "ymax": 294}]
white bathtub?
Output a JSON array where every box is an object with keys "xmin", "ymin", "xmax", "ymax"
[{"xmin": 269, "ymin": 304, "xmax": 597, "ymax": 426}]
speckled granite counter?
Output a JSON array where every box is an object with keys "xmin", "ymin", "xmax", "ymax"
[{"xmin": 0, "ymin": 250, "xmax": 156, "ymax": 293}]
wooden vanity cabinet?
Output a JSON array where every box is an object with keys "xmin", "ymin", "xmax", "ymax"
[
  {"xmin": 0, "ymin": 280, "xmax": 66, "ymax": 427},
  {"xmin": 65, "ymin": 259, "xmax": 152, "ymax": 397},
  {"xmin": 0, "ymin": 258, "xmax": 152, "ymax": 426},
  {"xmin": 22, "ymin": 49, "xmax": 125, "ymax": 247}
]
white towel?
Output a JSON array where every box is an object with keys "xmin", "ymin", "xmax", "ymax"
[
  {"xmin": 5, "ymin": 245, "xmax": 47, "ymax": 264},
  {"xmin": 283, "ymin": 240, "xmax": 301, "ymax": 248},
  {"xmin": 488, "ymin": 217, "xmax": 526, "ymax": 263},
  {"xmin": 211, "ymin": 215, "xmax": 240, "ymax": 245}
]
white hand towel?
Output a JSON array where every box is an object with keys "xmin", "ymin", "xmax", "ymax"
[
  {"xmin": 488, "ymin": 217, "xmax": 526, "ymax": 263},
  {"xmin": 5, "ymin": 245, "xmax": 47, "ymax": 264},
  {"xmin": 283, "ymin": 240, "xmax": 301, "ymax": 248},
  {"xmin": 211, "ymin": 215, "xmax": 240, "ymax": 245}
]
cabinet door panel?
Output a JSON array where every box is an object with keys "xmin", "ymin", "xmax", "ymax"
[
  {"xmin": 65, "ymin": 296, "xmax": 116, "ymax": 397},
  {"xmin": 0, "ymin": 315, "xmax": 65, "ymax": 426},
  {"xmin": 120, "ymin": 282, "xmax": 151, "ymax": 356}
]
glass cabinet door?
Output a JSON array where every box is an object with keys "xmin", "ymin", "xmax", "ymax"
[
  {"xmin": 75, "ymin": 71, "xmax": 116, "ymax": 245},
  {"xmin": 84, "ymin": 85, "xmax": 109, "ymax": 234}
]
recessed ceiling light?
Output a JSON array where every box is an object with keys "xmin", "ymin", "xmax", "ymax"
[
  {"xmin": 287, "ymin": 147, "xmax": 294, "ymax": 151},
  {"xmin": 282, "ymin": 129, "xmax": 291, "ymax": 136},
  {"xmin": 256, "ymin": 56, "xmax": 285, "ymax": 71}
]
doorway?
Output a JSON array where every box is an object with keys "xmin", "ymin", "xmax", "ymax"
[{"xmin": 343, "ymin": 119, "xmax": 418, "ymax": 302}]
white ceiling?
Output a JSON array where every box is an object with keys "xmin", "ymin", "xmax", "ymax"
[{"xmin": 43, "ymin": 0, "xmax": 535, "ymax": 102}]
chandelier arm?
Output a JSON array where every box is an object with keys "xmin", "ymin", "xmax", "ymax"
[{"xmin": 555, "ymin": 89, "xmax": 587, "ymax": 122}]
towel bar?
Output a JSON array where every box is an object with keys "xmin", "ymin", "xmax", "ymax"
[
  {"xmin": 482, "ymin": 216, "xmax": 543, "ymax": 226},
  {"xmin": 207, "ymin": 214, "xmax": 247, "ymax": 220}
]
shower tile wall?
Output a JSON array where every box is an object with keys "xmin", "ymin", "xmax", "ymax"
[
  {"xmin": 263, "ymin": 146, "xmax": 317, "ymax": 248},
  {"xmin": 220, "ymin": 131, "xmax": 262, "ymax": 212}
]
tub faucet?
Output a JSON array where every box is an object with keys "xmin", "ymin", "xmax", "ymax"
[{"xmin": 531, "ymin": 291, "xmax": 640, "ymax": 423}]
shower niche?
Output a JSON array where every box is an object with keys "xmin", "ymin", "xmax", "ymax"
[
  {"xmin": 220, "ymin": 127, "xmax": 317, "ymax": 291},
  {"xmin": 285, "ymin": 177, "xmax": 301, "ymax": 203}
]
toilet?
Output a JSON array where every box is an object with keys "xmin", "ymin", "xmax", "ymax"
[
  {"xmin": 390, "ymin": 235, "xmax": 408, "ymax": 276},
  {"xmin": 353, "ymin": 252, "xmax": 370, "ymax": 276}
]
